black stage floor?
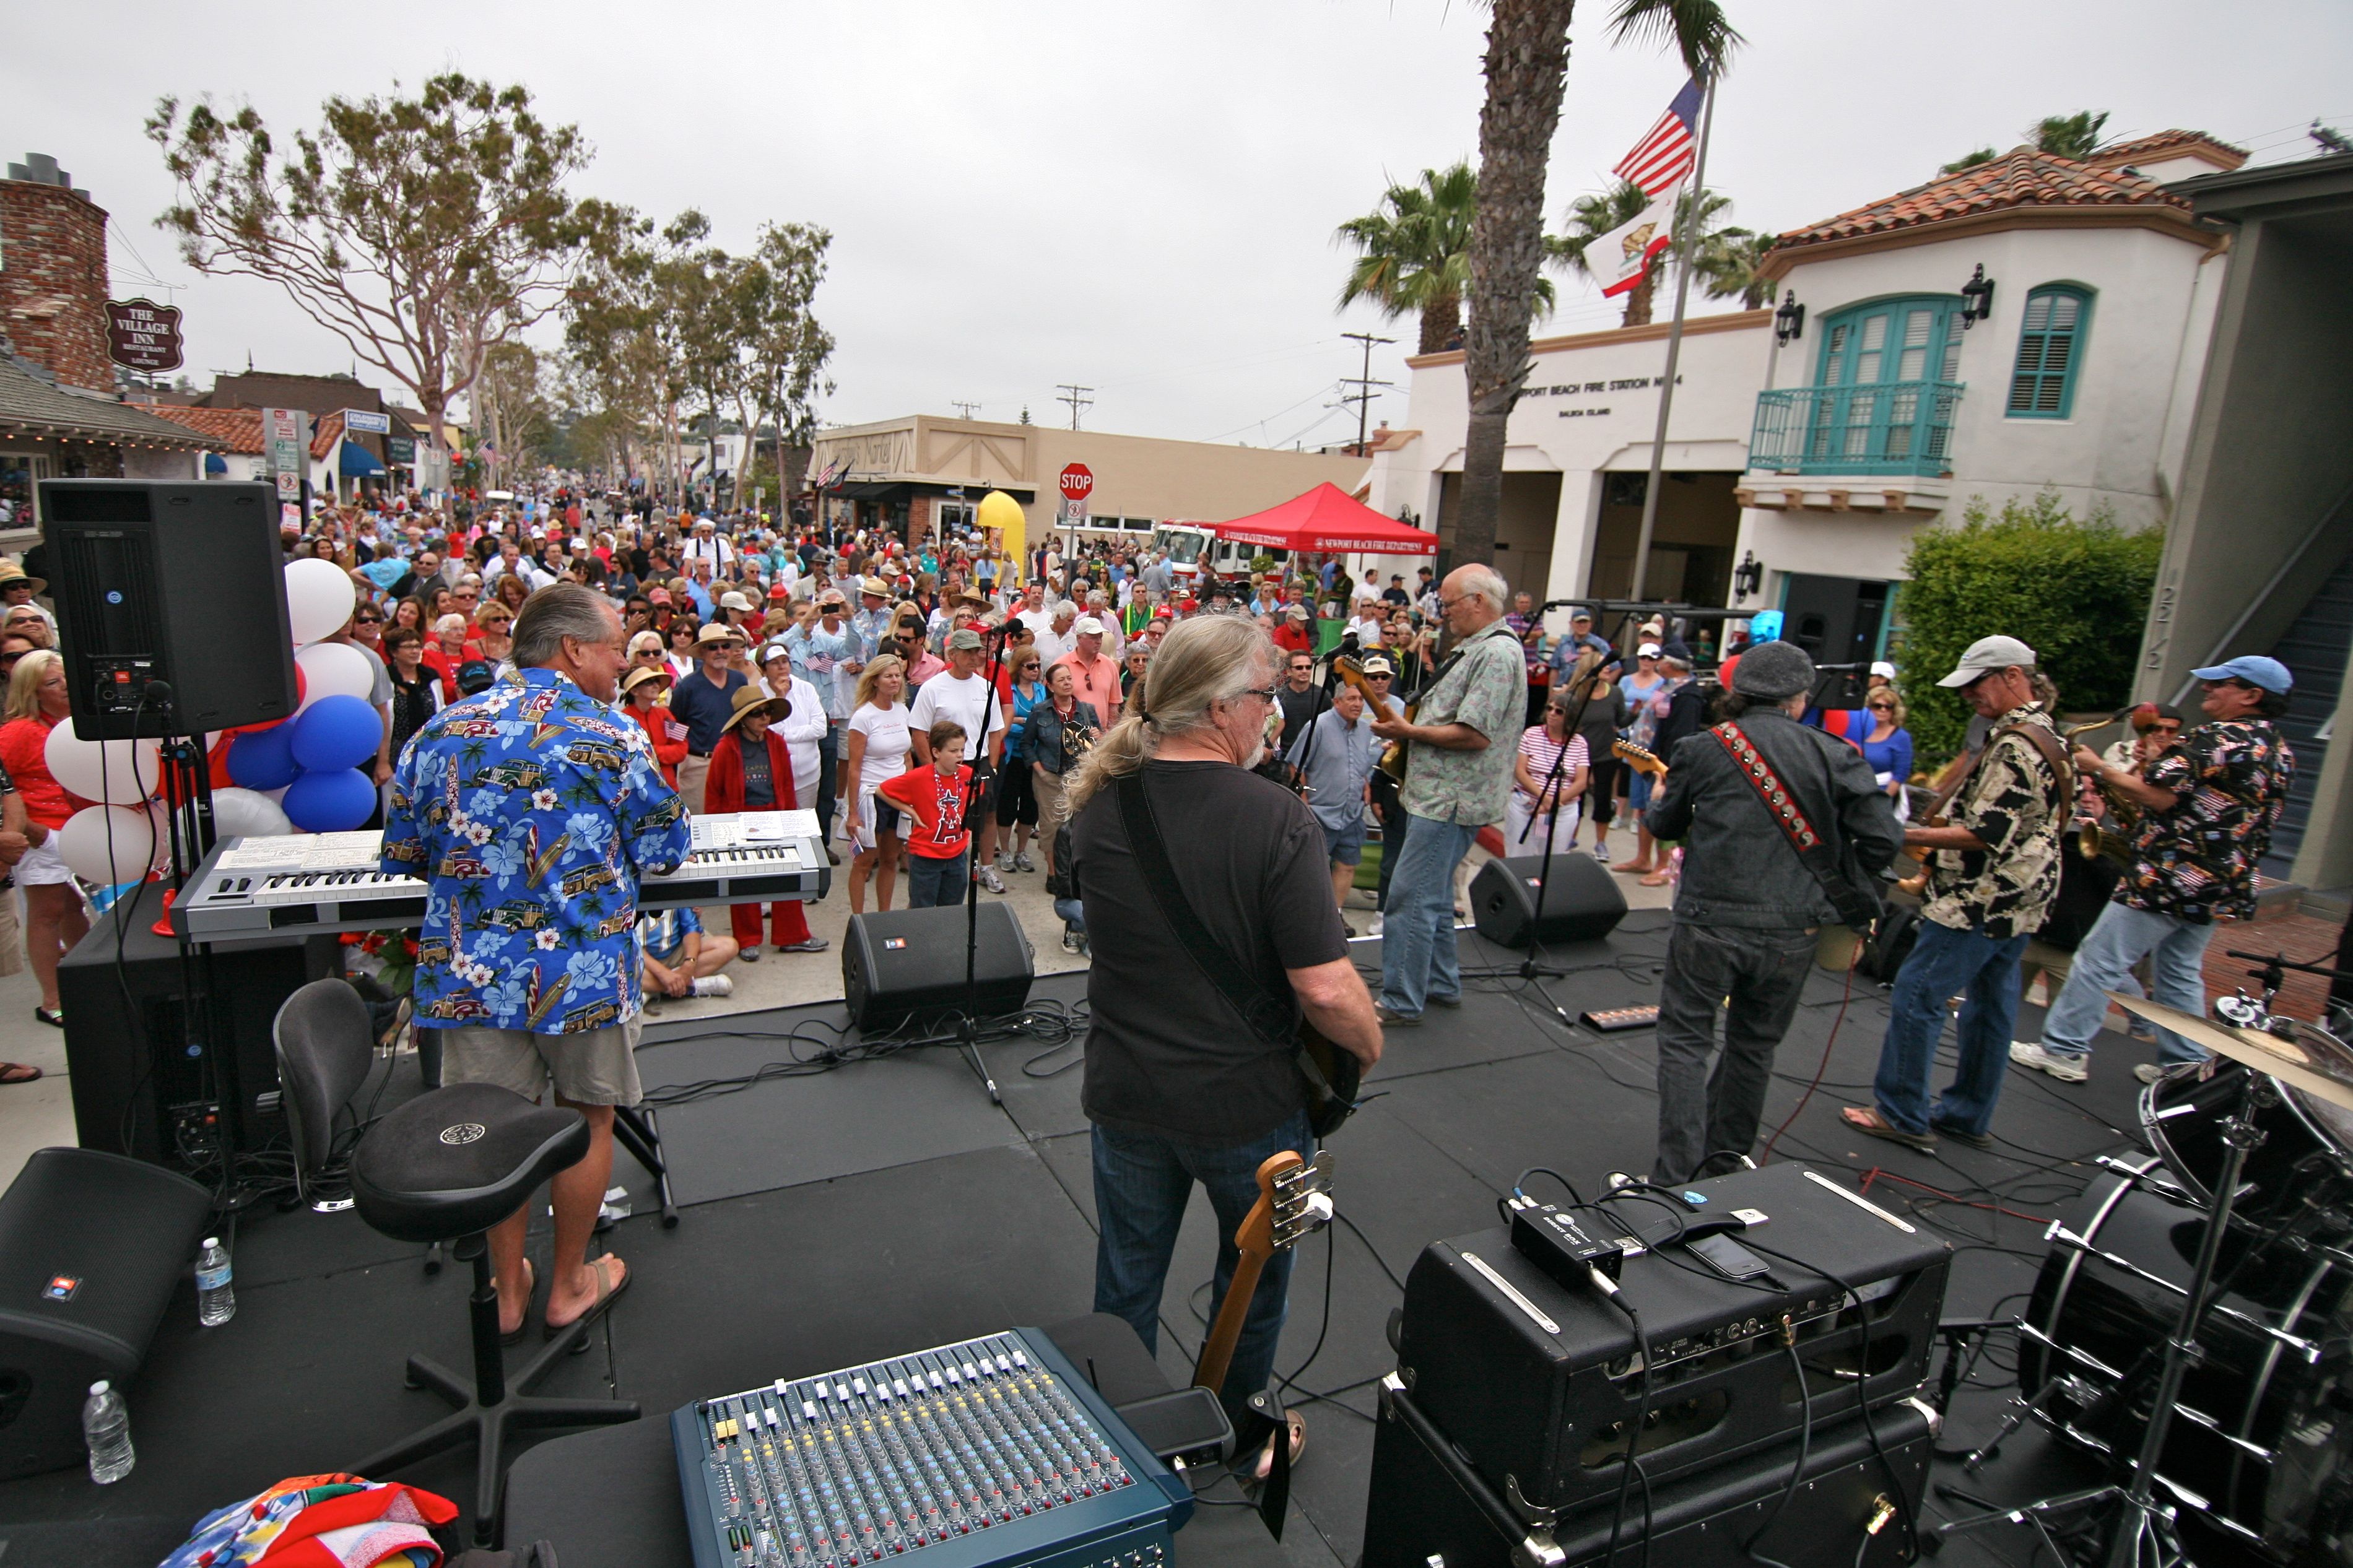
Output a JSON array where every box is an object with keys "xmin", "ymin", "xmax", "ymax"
[{"xmin": 0, "ymin": 910, "xmax": 2173, "ymax": 1568}]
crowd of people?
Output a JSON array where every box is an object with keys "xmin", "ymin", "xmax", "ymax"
[{"xmin": 0, "ymin": 477, "xmax": 2308, "ymax": 1476}]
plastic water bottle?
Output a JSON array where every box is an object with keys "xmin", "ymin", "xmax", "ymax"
[
  {"xmin": 195, "ymin": 1236, "xmax": 235, "ymax": 1327},
  {"xmin": 84, "ymin": 1381, "xmax": 133, "ymax": 1484}
]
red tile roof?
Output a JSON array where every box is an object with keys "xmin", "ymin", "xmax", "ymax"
[
  {"xmin": 1772, "ymin": 145, "xmax": 2193, "ymax": 256},
  {"xmin": 310, "ymin": 410, "xmax": 346, "ymax": 462},
  {"xmin": 142, "ymin": 404, "xmax": 265, "ymax": 454},
  {"xmin": 2082, "ymin": 130, "xmax": 2248, "ymax": 174}
]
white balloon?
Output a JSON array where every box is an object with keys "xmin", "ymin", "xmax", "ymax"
[
  {"xmin": 294, "ymin": 641, "xmax": 375, "ymax": 711},
  {"xmin": 209, "ymin": 786, "xmax": 295, "ymax": 839},
  {"xmin": 44, "ymin": 721, "xmax": 161, "ymax": 805},
  {"xmin": 56, "ymin": 805, "xmax": 161, "ymax": 886},
  {"xmin": 284, "ymin": 558, "xmax": 357, "ymax": 645}
]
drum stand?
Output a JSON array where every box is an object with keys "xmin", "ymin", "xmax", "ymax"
[{"xmin": 1936, "ymin": 1071, "xmax": 2274, "ymax": 1568}]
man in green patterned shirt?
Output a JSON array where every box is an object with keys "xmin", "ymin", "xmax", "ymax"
[{"xmin": 1368, "ymin": 565, "xmax": 1527, "ymax": 1024}]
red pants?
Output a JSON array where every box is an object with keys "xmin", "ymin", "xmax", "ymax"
[{"xmin": 731, "ymin": 899, "xmax": 812, "ymax": 948}]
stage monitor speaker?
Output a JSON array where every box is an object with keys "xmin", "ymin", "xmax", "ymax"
[
  {"xmin": 1469, "ymin": 853, "xmax": 1627, "ymax": 948},
  {"xmin": 842, "ymin": 903, "xmax": 1034, "ymax": 1033},
  {"xmin": 38, "ymin": 479, "xmax": 298, "ymax": 739},
  {"xmin": 0, "ymin": 1148, "xmax": 212, "ymax": 1478}
]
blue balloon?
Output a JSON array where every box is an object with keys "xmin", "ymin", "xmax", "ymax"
[
  {"xmin": 282, "ymin": 767, "xmax": 376, "ymax": 833},
  {"xmin": 226, "ymin": 726, "xmax": 298, "ymax": 792},
  {"xmin": 1748, "ymin": 610, "xmax": 1784, "ymax": 644},
  {"xmin": 290, "ymin": 694, "xmax": 383, "ymax": 773}
]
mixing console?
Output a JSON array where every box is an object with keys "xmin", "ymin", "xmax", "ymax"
[{"xmin": 671, "ymin": 1328, "xmax": 1188, "ymax": 1568}]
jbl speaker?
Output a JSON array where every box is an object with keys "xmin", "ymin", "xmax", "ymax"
[
  {"xmin": 38, "ymin": 479, "xmax": 298, "ymax": 738},
  {"xmin": 1469, "ymin": 853, "xmax": 1627, "ymax": 948},
  {"xmin": 0, "ymin": 1148, "xmax": 212, "ymax": 1476},
  {"xmin": 842, "ymin": 903, "xmax": 1034, "ymax": 1032}
]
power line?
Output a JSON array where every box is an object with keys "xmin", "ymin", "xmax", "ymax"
[
  {"xmin": 1339, "ymin": 331, "xmax": 1396, "ymax": 453},
  {"xmin": 1054, "ymin": 384, "xmax": 1094, "ymax": 431}
]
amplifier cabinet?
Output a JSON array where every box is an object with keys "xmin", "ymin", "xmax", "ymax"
[
  {"xmin": 1394, "ymin": 1163, "xmax": 1948, "ymax": 1515},
  {"xmin": 1365, "ymin": 1376, "xmax": 1934, "ymax": 1568}
]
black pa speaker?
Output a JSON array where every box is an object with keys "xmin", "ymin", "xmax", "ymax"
[
  {"xmin": 38, "ymin": 479, "xmax": 298, "ymax": 738},
  {"xmin": 0, "ymin": 1148, "xmax": 212, "ymax": 1477},
  {"xmin": 842, "ymin": 903, "xmax": 1034, "ymax": 1033},
  {"xmin": 1469, "ymin": 853, "xmax": 1627, "ymax": 948}
]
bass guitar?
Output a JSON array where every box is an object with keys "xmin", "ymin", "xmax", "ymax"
[
  {"xmin": 1191, "ymin": 1150, "xmax": 1335, "ymax": 1398},
  {"xmin": 1612, "ymin": 739, "xmax": 1667, "ymax": 778}
]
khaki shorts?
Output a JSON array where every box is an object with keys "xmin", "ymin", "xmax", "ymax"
[
  {"xmin": 433, "ymin": 1016, "xmax": 644, "ymax": 1107},
  {"xmin": 0, "ymin": 890, "xmax": 22, "ymax": 976}
]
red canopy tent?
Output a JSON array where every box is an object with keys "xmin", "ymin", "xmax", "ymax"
[{"xmin": 1207, "ymin": 483, "xmax": 1438, "ymax": 555}]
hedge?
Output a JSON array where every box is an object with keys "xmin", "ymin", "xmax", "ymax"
[{"xmin": 1895, "ymin": 490, "xmax": 2164, "ymax": 765}]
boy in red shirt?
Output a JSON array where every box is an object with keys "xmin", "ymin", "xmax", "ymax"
[{"xmin": 878, "ymin": 719, "xmax": 973, "ymax": 908}]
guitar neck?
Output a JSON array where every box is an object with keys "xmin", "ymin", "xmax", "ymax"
[{"xmin": 1191, "ymin": 1247, "xmax": 1271, "ymax": 1397}]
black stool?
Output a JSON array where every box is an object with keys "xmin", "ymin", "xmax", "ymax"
[{"xmin": 347, "ymin": 1080, "xmax": 640, "ymax": 1546}]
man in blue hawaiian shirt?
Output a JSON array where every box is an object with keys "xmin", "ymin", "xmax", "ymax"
[{"xmin": 381, "ymin": 583, "xmax": 690, "ymax": 1341}]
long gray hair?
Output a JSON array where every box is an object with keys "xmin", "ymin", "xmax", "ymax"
[{"xmin": 1064, "ymin": 615, "xmax": 1274, "ymax": 815}]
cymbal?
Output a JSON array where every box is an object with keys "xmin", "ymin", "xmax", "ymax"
[{"xmin": 2111, "ymin": 992, "xmax": 2353, "ymax": 1114}]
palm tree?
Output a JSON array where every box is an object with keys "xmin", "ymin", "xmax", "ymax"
[
  {"xmin": 1549, "ymin": 182, "xmax": 1733, "ymax": 327},
  {"xmin": 1337, "ymin": 163, "xmax": 1479, "ymax": 355},
  {"xmin": 1695, "ymin": 227, "xmax": 1773, "ymax": 308},
  {"xmin": 1942, "ymin": 110, "xmax": 2110, "ymax": 174},
  {"xmin": 1456, "ymin": 0, "xmax": 1741, "ymax": 567}
]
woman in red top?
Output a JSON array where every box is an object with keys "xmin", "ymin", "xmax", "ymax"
[
  {"xmin": 620, "ymin": 665, "xmax": 689, "ymax": 787},
  {"xmin": 704, "ymin": 688, "xmax": 826, "ymax": 956},
  {"xmin": 0, "ymin": 651, "xmax": 90, "ymax": 1028}
]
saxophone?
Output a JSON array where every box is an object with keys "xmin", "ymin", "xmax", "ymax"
[{"xmin": 2067, "ymin": 704, "xmax": 2160, "ymax": 863}]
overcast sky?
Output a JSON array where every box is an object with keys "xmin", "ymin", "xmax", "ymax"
[{"xmin": 11, "ymin": 0, "xmax": 2348, "ymax": 448}]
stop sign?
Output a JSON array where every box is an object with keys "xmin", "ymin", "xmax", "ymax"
[{"xmin": 1059, "ymin": 464, "xmax": 1094, "ymax": 503}]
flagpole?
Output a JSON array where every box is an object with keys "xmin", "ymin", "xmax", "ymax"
[{"xmin": 1627, "ymin": 74, "xmax": 1716, "ymax": 604}]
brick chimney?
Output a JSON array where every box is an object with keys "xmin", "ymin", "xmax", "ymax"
[{"xmin": 1, "ymin": 154, "xmax": 113, "ymax": 393}]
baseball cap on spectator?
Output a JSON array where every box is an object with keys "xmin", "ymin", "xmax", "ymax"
[
  {"xmin": 719, "ymin": 591, "xmax": 754, "ymax": 613},
  {"xmin": 1870, "ymin": 661, "xmax": 1897, "ymax": 680},
  {"xmin": 1570, "ymin": 609, "xmax": 1593, "ymax": 623},
  {"xmin": 1362, "ymin": 656, "xmax": 1396, "ymax": 676},
  {"xmin": 456, "ymin": 659, "xmax": 496, "ymax": 695},
  {"xmin": 1936, "ymin": 635, "xmax": 2039, "ymax": 688},
  {"xmin": 695, "ymin": 622, "xmax": 743, "ymax": 646},
  {"xmin": 648, "ymin": 587, "xmax": 671, "ymax": 605},
  {"xmin": 2191, "ymin": 654, "xmax": 2294, "ymax": 694},
  {"xmin": 946, "ymin": 628, "xmax": 984, "ymax": 652},
  {"xmin": 1287, "ymin": 605, "xmax": 1310, "ymax": 620},
  {"xmin": 759, "ymin": 641, "xmax": 793, "ymax": 667},
  {"xmin": 1074, "ymin": 617, "xmax": 1105, "ymax": 636},
  {"xmin": 1637, "ymin": 642, "xmax": 1661, "ymax": 657}
]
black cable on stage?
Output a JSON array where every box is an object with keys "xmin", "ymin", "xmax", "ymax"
[
  {"xmin": 1744, "ymin": 1328, "xmax": 1812, "ymax": 1568},
  {"xmin": 1590, "ymin": 1273, "xmax": 1655, "ymax": 1568},
  {"xmin": 1760, "ymin": 943, "xmax": 1858, "ymax": 1164}
]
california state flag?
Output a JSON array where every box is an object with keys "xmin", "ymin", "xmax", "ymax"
[{"xmin": 1594, "ymin": 182, "xmax": 1681, "ymax": 298}]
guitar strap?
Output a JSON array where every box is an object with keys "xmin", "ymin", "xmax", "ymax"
[
  {"xmin": 1707, "ymin": 722, "xmax": 1884, "ymax": 930},
  {"xmin": 1113, "ymin": 774, "xmax": 1355, "ymax": 1132}
]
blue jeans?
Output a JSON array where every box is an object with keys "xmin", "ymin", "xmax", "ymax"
[
  {"xmin": 906, "ymin": 848, "xmax": 969, "ymax": 908},
  {"xmin": 816, "ymin": 722, "xmax": 842, "ymax": 843},
  {"xmin": 1872, "ymin": 918, "xmax": 2030, "ymax": 1138},
  {"xmin": 1378, "ymin": 813, "xmax": 1479, "ymax": 1017},
  {"xmin": 1092, "ymin": 1111, "xmax": 1313, "ymax": 1428},
  {"xmin": 2037, "ymin": 901, "xmax": 2214, "ymax": 1064},
  {"xmin": 1053, "ymin": 897, "xmax": 1085, "ymax": 932}
]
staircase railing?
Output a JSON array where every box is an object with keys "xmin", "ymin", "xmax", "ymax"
[{"xmin": 2170, "ymin": 474, "xmax": 2353, "ymax": 707}]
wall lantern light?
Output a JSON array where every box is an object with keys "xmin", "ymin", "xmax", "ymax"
[
  {"xmin": 1773, "ymin": 290, "xmax": 1806, "ymax": 346},
  {"xmin": 1733, "ymin": 549, "xmax": 1763, "ymax": 601},
  {"xmin": 1959, "ymin": 264, "xmax": 1996, "ymax": 330}
]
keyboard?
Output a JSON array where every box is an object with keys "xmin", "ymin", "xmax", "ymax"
[{"xmin": 173, "ymin": 812, "xmax": 830, "ymax": 938}]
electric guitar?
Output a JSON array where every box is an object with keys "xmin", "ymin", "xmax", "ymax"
[
  {"xmin": 1192, "ymin": 1150, "xmax": 1335, "ymax": 1398},
  {"xmin": 1612, "ymin": 739, "xmax": 1668, "ymax": 778}
]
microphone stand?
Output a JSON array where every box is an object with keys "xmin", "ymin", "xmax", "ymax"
[{"xmin": 950, "ymin": 619, "xmax": 1012, "ymax": 1105}]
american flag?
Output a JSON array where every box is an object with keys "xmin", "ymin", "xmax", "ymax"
[{"xmin": 1614, "ymin": 78, "xmax": 1704, "ymax": 197}]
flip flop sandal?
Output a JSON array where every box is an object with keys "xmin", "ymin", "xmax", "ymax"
[
  {"xmin": 499, "ymin": 1258, "xmax": 536, "ymax": 1346},
  {"xmin": 1250, "ymin": 1407, "xmax": 1307, "ymax": 1481},
  {"xmin": 544, "ymin": 1253, "xmax": 630, "ymax": 1340},
  {"xmin": 0, "ymin": 1062, "xmax": 41, "ymax": 1085},
  {"xmin": 1840, "ymin": 1106, "xmax": 1937, "ymax": 1151}
]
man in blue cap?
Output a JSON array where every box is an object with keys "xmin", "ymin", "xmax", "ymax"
[{"xmin": 2012, "ymin": 654, "xmax": 2297, "ymax": 1085}]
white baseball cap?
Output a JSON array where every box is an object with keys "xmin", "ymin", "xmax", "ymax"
[
  {"xmin": 1936, "ymin": 635, "xmax": 2038, "ymax": 688},
  {"xmin": 1074, "ymin": 616, "xmax": 1106, "ymax": 636}
]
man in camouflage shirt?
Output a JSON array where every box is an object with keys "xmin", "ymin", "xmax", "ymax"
[
  {"xmin": 2014, "ymin": 655, "xmax": 2297, "ymax": 1084},
  {"xmin": 1846, "ymin": 637, "xmax": 2068, "ymax": 1150}
]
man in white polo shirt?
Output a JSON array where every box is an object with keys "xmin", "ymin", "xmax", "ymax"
[{"xmin": 910, "ymin": 627, "xmax": 1012, "ymax": 893}]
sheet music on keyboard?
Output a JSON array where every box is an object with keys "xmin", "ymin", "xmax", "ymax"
[
  {"xmin": 688, "ymin": 809, "xmax": 818, "ymax": 851},
  {"xmin": 213, "ymin": 830, "xmax": 396, "ymax": 873}
]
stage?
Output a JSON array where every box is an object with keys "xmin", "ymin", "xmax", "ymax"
[{"xmin": 0, "ymin": 909, "xmax": 2163, "ymax": 1567}]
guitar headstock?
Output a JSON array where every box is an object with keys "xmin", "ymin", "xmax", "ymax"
[
  {"xmin": 1235, "ymin": 1149, "xmax": 1335, "ymax": 1260},
  {"xmin": 1612, "ymin": 739, "xmax": 1667, "ymax": 778}
]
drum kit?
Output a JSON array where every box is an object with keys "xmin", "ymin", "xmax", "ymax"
[{"xmin": 1939, "ymin": 953, "xmax": 2353, "ymax": 1568}]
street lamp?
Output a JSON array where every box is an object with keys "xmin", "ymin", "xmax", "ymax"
[
  {"xmin": 1959, "ymin": 264, "xmax": 1996, "ymax": 330},
  {"xmin": 1733, "ymin": 550, "xmax": 1763, "ymax": 602},
  {"xmin": 1773, "ymin": 290, "xmax": 1806, "ymax": 346}
]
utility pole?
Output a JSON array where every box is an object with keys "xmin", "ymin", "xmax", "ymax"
[
  {"xmin": 1055, "ymin": 384, "xmax": 1095, "ymax": 431},
  {"xmin": 1339, "ymin": 332, "xmax": 1396, "ymax": 454},
  {"xmin": 950, "ymin": 400, "xmax": 981, "ymax": 420}
]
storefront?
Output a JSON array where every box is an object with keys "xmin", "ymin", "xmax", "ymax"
[{"xmin": 0, "ymin": 357, "xmax": 206, "ymax": 539}]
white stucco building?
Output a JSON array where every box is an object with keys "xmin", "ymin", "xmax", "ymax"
[{"xmin": 1364, "ymin": 129, "xmax": 2248, "ymax": 667}]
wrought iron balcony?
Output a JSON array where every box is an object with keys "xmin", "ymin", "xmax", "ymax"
[{"xmin": 1748, "ymin": 381, "xmax": 1964, "ymax": 477}]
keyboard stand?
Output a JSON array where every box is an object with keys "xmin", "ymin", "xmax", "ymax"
[{"xmin": 612, "ymin": 1103, "xmax": 679, "ymax": 1229}]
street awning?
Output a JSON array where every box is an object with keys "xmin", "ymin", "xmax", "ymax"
[
  {"xmin": 1209, "ymin": 483, "xmax": 1437, "ymax": 554},
  {"xmin": 338, "ymin": 440, "xmax": 386, "ymax": 478},
  {"xmin": 203, "ymin": 453, "xmax": 227, "ymax": 475}
]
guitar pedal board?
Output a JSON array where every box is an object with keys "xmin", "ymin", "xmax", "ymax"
[{"xmin": 1580, "ymin": 1004, "xmax": 1660, "ymax": 1033}]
